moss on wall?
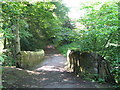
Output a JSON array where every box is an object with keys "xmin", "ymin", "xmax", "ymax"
[{"xmin": 20, "ymin": 49, "xmax": 45, "ymax": 69}]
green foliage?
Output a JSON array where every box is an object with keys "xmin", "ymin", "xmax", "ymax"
[
  {"xmin": 98, "ymin": 78, "xmax": 105, "ymax": 83},
  {"xmin": 0, "ymin": 55, "xmax": 4, "ymax": 62},
  {"xmin": 1, "ymin": 0, "xmax": 119, "ymax": 86},
  {"xmin": 1, "ymin": 53, "xmax": 15, "ymax": 66},
  {"xmin": 58, "ymin": 1, "xmax": 119, "ymax": 86},
  {"xmin": 78, "ymin": 1, "xmax": 118, "ymax": 51},
  {"xmin": 78, "ymin": 1, "xmax": 119, "ymax": 85},
  {"xmin": 1, "ymin": 1, "xmax": 69, "ymax": 50},
  {"xmin": 1, "ymin": 1, "xmax": 70, "ymax": 66},
  {"xmin": 57, "ymin": 42, "xmax": 81, "ymax": 56},
  {"xmin": 54, "ymin": 27, "xmax": 77, "ymax": 46},
  {"xmin": 0, "ymin": 54, "xmax": 15, "ymax": 66}
]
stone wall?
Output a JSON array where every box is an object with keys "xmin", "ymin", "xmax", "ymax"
[
  {"xmin": 67, "ymin": 50, "xmax": 115, "ymax": 83},
  {"xmin": 20, "ymin": 49, "xmax": 45, "ymax": 69}
]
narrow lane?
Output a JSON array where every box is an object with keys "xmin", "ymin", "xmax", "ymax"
[
  {"xmin": 31, "ymin": 46, "xmax": 112, "ymax": 88},
  {"xmin": 3, "ymin": 46, "xmax": 112, "ymax": 88}
]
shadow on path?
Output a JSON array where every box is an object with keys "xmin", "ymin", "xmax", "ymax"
[{"xmin": 2, "ymin": 46, "xmax": 113, "ymax": 88}]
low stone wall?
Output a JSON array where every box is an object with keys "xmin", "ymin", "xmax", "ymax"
[
  {"xmin": 20, "ymin": 49, "xmax": 45, "ymax": 69},
  {"xmin": 67, "ymin": 49, "xmax": 115, "ymax": 83}
]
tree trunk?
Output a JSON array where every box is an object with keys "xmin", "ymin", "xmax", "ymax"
[
  {"xmin": 13, "ymin": 23, "xmax": 21, "ymax": 54},
  {"xmin": 12, "ymin": 19, "xmax": 21, "ymax": 67},
  {"xmin": 0, "ymin": 33, "xmax": 4, "ymax": 88}
]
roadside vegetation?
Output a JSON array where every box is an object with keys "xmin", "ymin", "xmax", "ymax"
[
  {"xmin": 0, "ymin": 0, "xmax": 119, "ymax": 87},
  {"xmin": 57, "ymin": 1, "xmax": 119, "ymax": 87}
]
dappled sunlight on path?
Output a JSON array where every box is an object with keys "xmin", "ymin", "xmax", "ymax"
[
  {"xmin": 30, "ymin": 46, "xmax": 112, "ymax": 88},
  {"xmin": 34, "ymin": 53, "xmax": 66, "ymax": 72},
  {"xmin": 35, "ymin": 65, "xmax": 65, "ymax": 72},
  {"xmin": 2, "ymin": 45, "xmax": 113, "ymax": 88}
]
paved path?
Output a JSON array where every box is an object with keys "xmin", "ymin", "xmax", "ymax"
[{"xmin": 3, "ymin": 47, "xmax": 112, "ymax": 88}]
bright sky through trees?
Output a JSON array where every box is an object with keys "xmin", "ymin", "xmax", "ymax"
[
  {"xmin": 62, "ymin": 0, "xmax": 104, "ymax": 19},
  {"xmin": 62, "ymin": 0, "xmax": 119, "ymax": 19},
  {"xmin": 62, "ymin": 0, "xmax": 85, "ymax": 19}
]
